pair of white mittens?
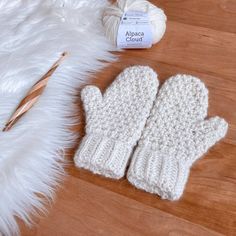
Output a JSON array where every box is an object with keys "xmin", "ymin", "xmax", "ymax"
[{"xmin": 74, "ymin": 66, "xmax": 228, "ymax": 200}]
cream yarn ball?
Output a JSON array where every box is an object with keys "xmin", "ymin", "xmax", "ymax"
[{"xmin": 102, "ymin": 0, "xmax": 167, "ymax": 46}]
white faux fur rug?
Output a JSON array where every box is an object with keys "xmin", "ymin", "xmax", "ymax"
[{"xmin": 0, "ymin": 0, "xmax": 115, "ymax": 235}]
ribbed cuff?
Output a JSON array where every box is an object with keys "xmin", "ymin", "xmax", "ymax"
[
  {"xmin": 74, "ymin": 134, "xmax": 132, "ymax": 179},
  {"xmin": 127, "ymin": 145, "xmax": 191, "ymax": 200}
]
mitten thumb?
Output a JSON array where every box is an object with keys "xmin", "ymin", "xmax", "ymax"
[
  {"xmin": 191, "ymin": 116, "xmax": 228, "ymax": 162},
  {"xmin": 81, "ymin": 85, "xmax": 102, "ymax": 113}
]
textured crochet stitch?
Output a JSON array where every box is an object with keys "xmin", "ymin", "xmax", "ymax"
[
  {"xmin": 127, "ymin": 74, "xmax": 228, "ymax": 200},
  {"xmin": 74, "ymin": 66, "xmax": 158, "ymax": 179}
]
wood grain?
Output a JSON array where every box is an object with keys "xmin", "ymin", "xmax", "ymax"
[
  {"xmin": 20, "ymin": 0, "xmax": 236, "ymax": 235},
  {"xmin": 20, "ymin": 177, "xmax": 223, "ymax": 236},
  {"xmin": 154, "ymin": 0, "xmax": 236, "ymax": 34}
]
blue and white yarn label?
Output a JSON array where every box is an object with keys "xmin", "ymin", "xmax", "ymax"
[{"xmin": 117, "ymin": 11, "xmax": 153, "ymax": 49}]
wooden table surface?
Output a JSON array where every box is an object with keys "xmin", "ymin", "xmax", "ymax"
[{"xmin": 21, "ymin": 0, "xmax": 236, "ymax": 235}]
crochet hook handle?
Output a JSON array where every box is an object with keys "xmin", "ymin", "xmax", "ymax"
[{"xmin": 2, "ymin": 52, "xmax": 68, "ymax": 132}]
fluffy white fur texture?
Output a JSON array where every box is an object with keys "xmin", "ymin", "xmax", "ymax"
[{"xmin": 0, "ymin": 0, "xmax": 116, "ymax": 235}]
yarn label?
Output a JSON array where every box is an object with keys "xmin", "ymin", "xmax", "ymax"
[{"xmin": 117, "ymin": 11, "xmax": 153, "ymax": 49}]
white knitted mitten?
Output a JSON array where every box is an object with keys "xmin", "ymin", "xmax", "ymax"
[
  {"xmin": 127, "ymin": 75, "xmax": 228, "ymax": 200},
  {"xmin": 74, "ymin": 66, "xmax": 158, "ymax": 179}
]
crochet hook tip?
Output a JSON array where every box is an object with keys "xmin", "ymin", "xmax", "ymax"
[
  {"xmin": 62, "ymin": 51, "xmax": 69, "ymax": 57},
  {"xmin": 54, "ymin": 52, "xmax": 69, "ymax": 67},
  {"xmin": 61, "ymin": 51, "xmax": 69, "ymax": 61}
]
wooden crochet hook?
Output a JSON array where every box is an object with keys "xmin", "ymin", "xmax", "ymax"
[{"xmin": 2, "ymin": 52, "xmax": 68, "ymax": 132}]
